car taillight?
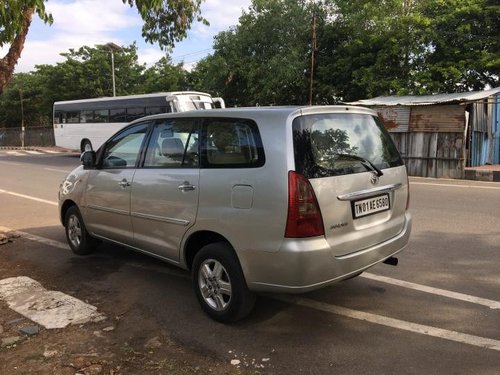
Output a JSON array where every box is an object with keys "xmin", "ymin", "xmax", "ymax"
[{"xmin": 285, "ymin": 171, "xmax": 325, "ymax": 238}]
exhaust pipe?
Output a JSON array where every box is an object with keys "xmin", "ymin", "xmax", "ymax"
[{"xmin": 383, "ymin": 256, "xmax": 398, "ymax": 266}]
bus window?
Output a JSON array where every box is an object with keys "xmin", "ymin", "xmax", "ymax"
[
  {"xmin": 54, "ymin": 111, "xmax": 62, "ymax": 124},
  {"xmin": 126, "ymin": 107, "xmax": 145, "ymax": 121},
  {"xmin": 81, "ymin": 110, "xmax": 94, "ymax": 123},
  {"xmin": 145, "ymin": 106, "xmax": 167, "ymax": 116},
  {"xmin": 65, "ymin": 111, "xmax": 80, "ymax": 123},
  {"xmin": 94, "ymin": 109, "xmax": 109, "ymax": 123},
  {"xmin": 110, "ymin": 109, "xmax": 126, "ymax": 122}
]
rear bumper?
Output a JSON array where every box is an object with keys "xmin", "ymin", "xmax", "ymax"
[{"xmin": 241, "ymin": 212, "xmax": 412, "ymax": 293}]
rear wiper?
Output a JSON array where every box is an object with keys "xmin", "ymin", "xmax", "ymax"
[{"xmin": 335, "ymin": 154, "xmax": 384, "ymax": 177}]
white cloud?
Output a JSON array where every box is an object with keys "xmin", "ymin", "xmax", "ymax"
[
  {"xmin": 8, "ymin": 0, "xmax": 141, "ymax": 72},
  {"xmin": 192, "ymin": 0, "xmax": 251, "ymax": 40},
  {"xmin": 3, "ymin": 0, "xmax": 251, "ymax": 73}
]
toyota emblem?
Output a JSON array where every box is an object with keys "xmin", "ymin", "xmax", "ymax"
[{"xmin": 370, "ymin": 172, "xmax": 379, "ymax": 185}]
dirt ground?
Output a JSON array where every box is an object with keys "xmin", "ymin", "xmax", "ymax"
[{"xmin": 0, "ymin": 234, "xmax": 247, "ymax": 375}]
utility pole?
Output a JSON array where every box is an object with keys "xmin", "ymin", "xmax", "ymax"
[
  {"xmin": 104, "ymin": 42, "xmax": 121, "ymax": 97},
  {"xmin": 308, "ymin": 14, "xmax": 317, "ymax": 106},
  {"xmin": 19, "ymin": 88, "xmax": 25, "ymax": 148}
]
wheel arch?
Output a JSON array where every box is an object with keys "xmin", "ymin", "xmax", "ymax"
[
  {"xmin": 60, "ymin": 199, "xmax": 77, "ymax": 225},
  {"xmin": 183, "ymin": 230, "xmax": 236, "ymax": 271}
]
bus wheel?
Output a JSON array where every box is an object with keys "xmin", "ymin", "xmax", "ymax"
[{"xmin": 81, "ymin": 139, "xmax": 92, "ymax": 153}]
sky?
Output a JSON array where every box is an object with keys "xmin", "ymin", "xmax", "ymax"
[{"xmin": 3, "ymin": 0, "xmax": 252, "ymax": 73}]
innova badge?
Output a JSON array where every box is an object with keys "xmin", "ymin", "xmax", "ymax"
[{"xmin": 370, "ymin": 172, "xmax": 379, "ymax": 185}]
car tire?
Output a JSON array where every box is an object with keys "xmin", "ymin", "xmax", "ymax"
[
  {"xmin": 64, "ymin": 206, "xmax": 99, "ymax": 255},
  {"xmin": 192, "ymin": 242, "xmax": 256, "ymax": 323}
]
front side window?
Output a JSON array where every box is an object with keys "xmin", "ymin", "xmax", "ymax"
[
  {"xmin": 202, "ymin": 118, "xmax": 265, "ymax": 168},
  {"xmin": 101, "ymin": 123, "xmax": 149, "ymax": 169},
  {"xmin": 293, "ymin": 113, "xmax": 403, "ymax": 178},
  {"xmin": 143, "ymin": 119, "xmax": 199, "ymax": 168}
]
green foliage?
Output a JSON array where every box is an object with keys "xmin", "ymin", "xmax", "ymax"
[
  {"xmin": 140, "ymin": 57, "xmax": 189, "ymax": 92},
  {"xmin": 192, "ymin": 0, "xmax": 499, "ymax": 103},
  {"xmin": 0, "ymin": 44, "xmax": 188, "ymax": 128},
  {"xmin": 122, "ymin": 0, "xmax": 207, "ymax": 49},
  {"xmin": 191, "ymin": 0, "xmax": 320, "ymax": 106},
  {"xmin": 0, "ymin": 0, "xmax": 52, "ymax": 47},
  {"xmin": 0, "ymin": 72, "xmax": 49, "ymax": 127}
]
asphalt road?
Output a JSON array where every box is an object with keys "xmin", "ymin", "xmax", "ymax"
[{"xmin": 1, "ymin": 150, "xmax": 499, "ymax": 374}]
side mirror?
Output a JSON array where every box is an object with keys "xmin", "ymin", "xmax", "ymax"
[{"xmin": 80, "ymin": 150, "xmax": 96, "ymax": 169}]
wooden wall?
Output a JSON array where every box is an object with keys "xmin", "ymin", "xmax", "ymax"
[{"xmin": 390, "ymin": 132, "xmax": 464, "ymax": 179}]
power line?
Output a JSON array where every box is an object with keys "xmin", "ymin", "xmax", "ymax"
[{"xmin": 171, "ymin": 48, "xmax": 213, "ymax": 62}]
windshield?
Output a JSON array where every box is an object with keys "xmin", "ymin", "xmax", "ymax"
[
  {"xmin": 175, "ymin": 95, "xmax": 215, "ymax": 111},
  {"xmin": 293, "ymin": 113, "xmax": 403, "ymax": 179}
]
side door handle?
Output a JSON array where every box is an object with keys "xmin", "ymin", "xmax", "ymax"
[
  {"xmin": 178, "ymin": 181, "xmax": 196, "ymax": 192},
  {"xmin": 118, "ymin": 179, "xmax": 131, "ymax": 188}
]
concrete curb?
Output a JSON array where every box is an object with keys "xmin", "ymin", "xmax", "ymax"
[{"xmin": 464, "ymin": 169, "xmax": 500, "ymax": 182}]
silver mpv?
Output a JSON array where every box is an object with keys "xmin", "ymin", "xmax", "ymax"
[{"xmin": 59, "ymin": 106, "xmax": 412, "ymax": 322}]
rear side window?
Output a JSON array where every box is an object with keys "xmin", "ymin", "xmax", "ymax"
[
  {"xmin": 201, "ymin": 118, "xmax": 265, "ymax": 168},
  {"xmin": 143, "ymin": 119, "xmax": 199, "ymax": 168},
  {"xmin": 293, "ymin": 113, "xmax": 403, "ymax": 178}
]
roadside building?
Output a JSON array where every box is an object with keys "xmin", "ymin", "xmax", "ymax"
[{"xmin": 350, "ymin": 88, "xmax": 500, "ymax": 179}]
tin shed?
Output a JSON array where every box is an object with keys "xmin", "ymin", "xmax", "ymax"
[{"xmin": 350, "ymin": 88, "xmax": 500, "ymax": 178}]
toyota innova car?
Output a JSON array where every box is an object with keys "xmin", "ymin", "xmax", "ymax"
[{"xmin": 59, "ymin": 106, "xmax": 412, "ymax": 322}]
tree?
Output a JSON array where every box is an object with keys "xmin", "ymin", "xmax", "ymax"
[
  {"xmin": 0, "ymin": 0, "xmax": 205, "ymax": 94},
  {"xmin": 0, "ymin": 0, "xmax": 52, "ymax": 94},
  {"xmin": 0, "ymin": 43, "xmax": 148, "ymax": 127},
  {"xmin": 140, "ymin": 57, "xmax": 188, "ymax": 92},
  {"xmin": 191, "ymin": 0, "xmax": 320, "ymax": 106}
]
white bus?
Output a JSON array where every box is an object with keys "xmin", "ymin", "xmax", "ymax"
[{"xmin": 53, "ymin": 91, "xmax": 225, "ymax": 152}]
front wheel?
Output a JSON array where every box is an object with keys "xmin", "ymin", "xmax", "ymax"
[
  {"xmin": 192, "ymin": 242, "xmax": 255, "ymax": 323},
  {"xmin": 64, "ymin": 206, "xmax": 98, "ymax": 255}
]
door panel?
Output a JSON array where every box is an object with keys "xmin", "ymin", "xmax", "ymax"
[
  {"xmin": 82, "ymin": 122, "xmax": 149, "ymax": 245},
  {"xmin": 131, "ymin": 169, "xmax": 199, "ymax": 261},
  {"xmin": 130, "ymin": 118, "xmax": 200, "ymax": 261},
  {"xmin": 84, "ymin": 169, "xmax": 136, "ymax": 244}
]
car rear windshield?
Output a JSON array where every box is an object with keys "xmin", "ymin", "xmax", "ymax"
[{"xmin": 293, "ymin": 113, "xmax": 403, "ymax": 179}]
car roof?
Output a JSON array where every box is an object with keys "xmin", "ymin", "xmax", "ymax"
[{"xmin": 130, "ymin": 105, "xmax": 377, "ymax": 125}]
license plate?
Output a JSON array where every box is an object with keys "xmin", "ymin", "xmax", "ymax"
[{"xmin": 352, "ymin": 194, "xmax": 390, "ymax": 219}]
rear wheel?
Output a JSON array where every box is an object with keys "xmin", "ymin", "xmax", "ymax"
[
  {"xmin": 192, "ymin": 242, "xmax": 255, "ymax": 323},
  {"xmin": 64, "ymin": 206, "xmax": 98, "ymax": 255}
]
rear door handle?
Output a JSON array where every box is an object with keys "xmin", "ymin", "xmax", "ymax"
[
  {"xmin": 118, "ymin": 179, "xmax": 130, "ymax": 188},
  {"xmin": 178, "ymin": 181, "xmax": 196, "ymax": 192}
]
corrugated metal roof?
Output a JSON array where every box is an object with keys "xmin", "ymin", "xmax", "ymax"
[{"xmin": 349, "ymin": 87, "xmax": 500, "ymax": 106}]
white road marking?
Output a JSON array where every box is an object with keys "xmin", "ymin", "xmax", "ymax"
[
  {"xmin": 43, "ymin": 150, "xmax": 64, "ymax": 154},
  {"xmin": 25, "ymin": 150, "xmax": 43, "ymax": 155},
  {"xmin": 3, "ymin": 227, "xmax": 499, "ymax": 351},
  {"xmin": 0, "ymin": 189, "xmax": 58, "ymax": 206},
  {"xmin": 411, "ymin": 182, "xmax": 500, "ymax": 190},
  {"xmin": 362, "ymin": 273, "xmax": 500, "ymax": 309},
  {"xmin": 0, "ymin": 276, "xmax": 105, "ymax": 329},
  {"xmin": 6, "ymin": 151, "xmax": 24, "ymax": 156},
  {"xmin": 277, "ymin": 295, "xmax": 500, "ymax": 352}
]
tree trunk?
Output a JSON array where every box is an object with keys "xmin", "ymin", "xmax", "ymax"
[{"xmin": 0, "ymin": 7, "xmax": 35, "ymax": 95}]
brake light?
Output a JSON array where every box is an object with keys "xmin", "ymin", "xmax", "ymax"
[{"xmin": 285, "ymin": 171, "xmax": 325, "ymax": 238}]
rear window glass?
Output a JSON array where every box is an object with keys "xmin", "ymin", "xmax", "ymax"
[{"xmin": 293, "ymin": 113, "xmax": 403, "ymax": 178}]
